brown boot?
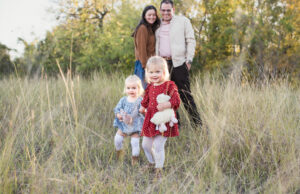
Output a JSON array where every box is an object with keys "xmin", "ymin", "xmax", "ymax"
[
  {"xmin": 116, "ymin": 150, "xmax": 124, "ymax": 161},
  {"xmin": 154, "ymin": 168, "xmax": 163, "ymax": 180},
  {"xmin": 141, "ymin": 163, "xmax": 155, "ymax": 173},
  {"xmin": 131, "ymin": 156, "xmax": 139, "ymax": 166}
]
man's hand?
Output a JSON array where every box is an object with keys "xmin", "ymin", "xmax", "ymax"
[{"xmin": 186, "ymin": 60, "xmax": 192, "ymax": 71}]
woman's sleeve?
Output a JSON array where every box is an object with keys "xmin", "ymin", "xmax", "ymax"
[
  {"xmin": 114, "ymin": 97, "xmax": 124, "ymax": 114},
  {"xmin": 135, "ymin": 25, "xmax": 149, "ymax": 68},
  {"xmin": 168, "ymin": 82, "xmax": 181, "ymax": 111},
  {"xmin": 141, "ymin": 86, "xmax": 150, "ymax": 108}
]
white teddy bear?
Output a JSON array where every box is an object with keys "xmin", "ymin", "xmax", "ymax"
[{"xmin": 150, "ymin": 93, "xmax": 178, "ymax": 133}]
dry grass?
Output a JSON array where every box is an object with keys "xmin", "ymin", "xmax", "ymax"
[{"xmin": 0, "ymin": 72, "xmax": 299, "ymax": 193}]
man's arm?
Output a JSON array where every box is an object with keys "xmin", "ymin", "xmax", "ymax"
[{"xmin": 185, "ymin": 18, "xmax": 196, "ymax": 70}]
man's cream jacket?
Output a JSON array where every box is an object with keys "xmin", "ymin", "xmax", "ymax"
[{"xmin": 155, "ymin": 15, "xmax": 196, "ymax": 68}]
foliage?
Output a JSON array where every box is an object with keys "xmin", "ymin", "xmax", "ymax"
[
  {"xmin": 189, "ymin": 0, "xmax": 299, "ymax": 81},
  {"xmin": 6, "ymin": 0, "xmax": 299, "ymax": 82},
  {"xmin": 0, "ymin": 43, "xmax": 14, "ymax": 77},
  {"xmin": 14, "ymin": 0, "xmax": 140, "ymax": 76}
]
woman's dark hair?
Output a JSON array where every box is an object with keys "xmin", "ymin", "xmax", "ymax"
[{"xmin": 132, "ymin": 5, "xmax": 160, "ymax": 37}]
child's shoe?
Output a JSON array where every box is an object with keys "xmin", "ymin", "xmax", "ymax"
[
  {"xmin": 154, "ymin": 168, "xmax": 163, "ymax": 180},
  {"xmin": 116, "ymin": 150, "xmax": 124, "ymax": 161},
  {"xmin": 141, "ymin": 163, "xmax": 155, "ymax": 173},
  {"xmin": 131, "ymin": 156, "xmax": 139, "ymax": 166}
]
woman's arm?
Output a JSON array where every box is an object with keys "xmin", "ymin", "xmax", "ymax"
[{"xmin": 135, "ymin": 25, "xmax": 149, "ymax": 68}]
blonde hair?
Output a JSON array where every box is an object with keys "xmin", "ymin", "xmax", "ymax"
[
  {"xmin": 123, "ymin": 75, "xmax": 144, "ymax": 96},
  {"xmin": 145, "ymin": 56, "xmax": 170, "ymax": 83}
]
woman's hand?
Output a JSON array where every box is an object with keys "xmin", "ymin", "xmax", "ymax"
[{"xmin": 157, "ymin": 102, "xmax": 171, "ymax": 111}]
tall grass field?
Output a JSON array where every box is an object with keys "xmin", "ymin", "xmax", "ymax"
[{"xmin": 0, "ymin": 73, "xmax": 299, "ymax": 193}]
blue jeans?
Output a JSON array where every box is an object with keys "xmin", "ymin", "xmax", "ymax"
[{"xmin": 134, "ymin": 60, "xmax": 147, "ymax": 89}]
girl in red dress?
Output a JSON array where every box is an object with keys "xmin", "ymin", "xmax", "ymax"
[{"xmin": 139, "ymin": 56, "xmax": 180, "ymax": 177}]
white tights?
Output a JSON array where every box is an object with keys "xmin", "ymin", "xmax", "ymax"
[
  {"xmin": 142, "ymin": 135, "xmax": 167, "ymax": 168},
  {"xmin": 114, "ymin": 133, "xmax": 140, "ymax": 156}
]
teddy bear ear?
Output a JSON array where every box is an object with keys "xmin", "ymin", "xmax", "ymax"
[
  {"xmin": 163, "ymin": 95, "xmax": 171, "ymax": 101},
  {"xmin": 158, "ymin": 93, "xmax": 164, "ymax": 97}
]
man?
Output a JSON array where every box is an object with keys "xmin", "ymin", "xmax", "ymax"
[{"xmin": 155, "ymin": 0, "xmax": 202, "ymax": 127}]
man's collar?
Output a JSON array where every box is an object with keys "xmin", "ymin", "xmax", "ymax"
[
  {"xmin": 162, "ymin": 20, "xmax": 170, "ymax": 25},
  {"xmin": 161, "ymin": 15, "xmax": 176, "ymax": 24}
]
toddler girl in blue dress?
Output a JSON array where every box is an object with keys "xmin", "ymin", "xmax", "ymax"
[{"xmin": 113, "ymin": 75, "xmax": 144, "ymax": 165}]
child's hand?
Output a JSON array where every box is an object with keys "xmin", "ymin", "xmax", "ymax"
[
  {"xmin": 139, "ymin": 106, "xmax": 146, "ymax": 114},
  {"xmin": 123, "ymin": 114, "xmax": 133, "ymax": 125},
  {"xmin": 116, "ymin": 113, "xmax": 123, "ymax": 121},
  {"xmin": 157, "ymin": 102, "xmax": 171, "ymax": 111}
]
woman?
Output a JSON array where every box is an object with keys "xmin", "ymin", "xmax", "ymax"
[{"xmin": 133, "ymin": 5, "xmax": 160, "ymax": 89}]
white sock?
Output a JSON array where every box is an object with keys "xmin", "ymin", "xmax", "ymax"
[
  {"xmin": 142, "ymin": 137, "xmax": 155, "ymax": 164},
  {"xmin": 114, "ymin": 133, "xmax": 124, "ymax": 151},
  {"xmin": 153, "ymin": 135, "xmax": 167, "ymax": 168},
  {"xmin": 131, "ymin": 137, "xmax": 140, "ymax": 156}
]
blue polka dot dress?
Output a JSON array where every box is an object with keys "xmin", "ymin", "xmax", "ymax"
[{"xmin": 113, "ymin": 96, "xmax": 144, "ymax": 135}]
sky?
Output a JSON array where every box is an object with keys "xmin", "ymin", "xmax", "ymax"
[{"xmin": 0, "ymin": 0, "xmax": 58, "ymax": 58}]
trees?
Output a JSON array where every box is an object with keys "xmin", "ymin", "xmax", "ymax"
[
  {"xmin": 11, "ymin": 0, "xmax": 299, "ymax": 81},
  {"xmin": 0, "ymin": 43, "xmax": 14, "ymax": 76},
  {"xmin": 16, "ymin": 0, "xmax": 140, "ymax": 76},
  {"xmin": 192, "ymin": 0, "xmax": 236, "ymax": 72},
  {"xmin": 239, "ymin": 0, "xmax": 300, "ymax": 80},
  {"xmin": 190, "ymin": 0, "xmax": 299, "ymax": 81}
]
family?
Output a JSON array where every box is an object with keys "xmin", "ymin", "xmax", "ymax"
[{"xmin": 113, "ymin": 0, "xmax": 201, "ymax": 179}]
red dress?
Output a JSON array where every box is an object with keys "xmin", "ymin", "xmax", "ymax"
[{"xmin": 141, "ymin": 81, "xmax": 180, "ymax": 137}]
